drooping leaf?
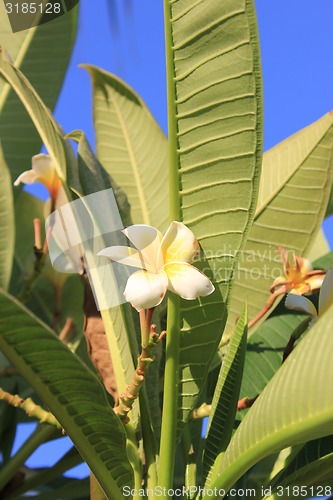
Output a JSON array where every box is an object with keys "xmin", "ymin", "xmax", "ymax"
[
  {"xmin": 0, "ymin": 289, "xmax": 133, "ymax": 498},
  {"xmin": 0, "ymin": 144, "xmax": 14, "ymax": 290},
  {"xmin": 0, "ymin": 47, "xmax": 77, "ymax": 182},
  {"xmin": 83, "ymin": 65, "xmax": 169, "ymax": 231},
  {"xmin": 227, "ymin": 112, "xmax": 333, "ymax": 335},
  {"xmin": 164, "ymin": 0, "xmax": 263, "ymax": 431},
  {"xmin": 210, "ymin": 301, "xmax": 333, "ymax": 496},
  {"xmin": 0, "ymin": 3, "xmax": 78, "ymax": 181},
  {"xmin": 203, "ymin": 307, "xmax": 247, "ymax": 486}
]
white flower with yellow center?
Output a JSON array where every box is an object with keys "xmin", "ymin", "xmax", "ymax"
[
  {"xmin": 285, "ymin": 267, "xmax": 333, "ymax": 324},
  {"xmin": 14, "ymin": 154, "xmax": 67, "ymax": 210},
  {"xmin": 98, "ymin": 222, "xmax": 215, "ymax": 312}
]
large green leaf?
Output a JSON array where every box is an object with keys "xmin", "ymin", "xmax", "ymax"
[
  {"xmin": 0, "ymin": 289, "xmax": 133, "ymax": 498},
  {"xmin": 164, "ymin": 0, "xmax": 263, "ymax": 430},
  {"xmin": 0, "ymin": 144, "xmax": 14, "ymax": 290},
  {"xmin": 83, "ymin": 65, "xmax": 169, "ymax": 231},
  {"xmin": 210, "ymin": 302, "xmax": 333, "ymax": 496},
  {"xmin": 227, "ymin": 112, "xmax": 333, "ymax": 334},
  {"xmin": 203, "ymin": 307, "xmax": 247, "ymax": 486},
  {"xmin": 0, "ymin": 3, "xmax": 78, "ymax": 181},
  {"xmin": 0, "ymin": 47, "xmax": 77, "ymax": 182}
]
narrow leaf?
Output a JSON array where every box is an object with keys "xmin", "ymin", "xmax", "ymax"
[
  {"xmin": 203, "ymin": 307, "xmax": 247, "ymax": 486},
  {"xmin": 0, "ymin": 144, "xmax": 14, "ymax": 290}
]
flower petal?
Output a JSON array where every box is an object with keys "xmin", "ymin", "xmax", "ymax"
[
  {"xmin": 285, "ymin": 294, "xmax": 317, "ymax": 317},
  {"xmin": 159, "ymin": 221, "xmax": 200, "ymax": 266},
  {"xmin": 124, "ymin": 270, "xmax": 168, "ymax": 311},
  {"xmin": 14, "ymin": 170, "xmax": 39, "ymax": 186},
  {"xmin": 165, "ymin": 262, "xmax": 214, "ymax": 300},
  {"xmin": 295, "ymin": 255, "xmax": 313, "ymax": 275},
  {"xmin": 122, "ymin": 224, "xmax": 163, "ymax": 272},
  {"xmin": 97, "ymin": 246, "xmax": 146, "ymax": 269},
  {"xmin": 32, "ymin": 154, "xmax": 56, "ymax": 183},
  {"xmin": 319, "ymin": 268, "xmax": 333, "ymax": 316}
]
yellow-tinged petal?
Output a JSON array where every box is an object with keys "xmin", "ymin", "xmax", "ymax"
[
  {"xmin": 159, "ymin": 221, "xmax": 200, "ymax": 266},
  {"xmin": 319, "ymin": 268, "xmax": 333, "ymax": 316},
  {"xmin": 123, "ymin": 224, "xmax": 163, "ymax": 272},
  {"xmin": 295, "ymin": 255, "xmax": 313, "ymax": 275},
  {"xmin": 164, "ymin": 262, "xmax": 214, "ymax": 300},
  {"xmin": 124, "ymin": 269, "xmax": 168, "ymax": 312},
  {"xmin": 285, "ymin": 294, "xmax": 317, "ymax": 317},
  {"xmin": 97, "ymin": 246, "xmax": 146, "ymax": 270},
  {"xmin": 306, "ymin": 272, "xmax": 326, "ymax": 293},
  {"xmin": 14, "ymin": 170, "xmax": 39, "ymax": 186},
  {"xmin": 14, "ymin": 154, "xmax": 61, "ymax": 200}
]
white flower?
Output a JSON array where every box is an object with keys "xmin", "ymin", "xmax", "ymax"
[
  {"xmin": 98, "ymin": 222, "xmax": 215, "ymax": 312},
  {"xmin": 14, "ymin": 154, "xmax": 67, "ymax": 209},
  {"xmin": 285, "ymin": 268, "xmax": 333, "ymax": 324}
]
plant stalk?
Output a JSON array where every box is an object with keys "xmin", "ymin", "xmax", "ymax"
[{"xmin": 158, "ymin": 293, "xmax": 180, "ymax": 490}]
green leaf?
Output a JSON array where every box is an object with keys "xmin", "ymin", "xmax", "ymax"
[
  {"xmin": 203, "ymin": 307, "xmax": 248, "ymax": 486},
  {"xmin": 265, "ymin": 453, "xmax": 333, "ymax": 499},
  {"xmin": 67, "ymin": 129, "xmax": 132, "ymax": 226},
  {"xmin": 0, "ymin": 289, "xmax": 133, "ymax": 498},
  {"xmin": 0, "ymin": 3, "xmax": 78, "ymax": 181},
  {"xmin": 325, "ymin": 184, "xmax": 333, "ymax": 217},
  {"xmin": 227, "ymin": 112, "xmax": 333, "ymax": 335},
  {"xmin": 0, "ymin": 46, "xmax": 76, "ymax": 182},
  {"xmin": 165, "ymin": 0, "xmax": 262, "ymax": 432},
  {"xmin": 239, "ymin": 251, "xmax": 333, "ymax": 407},
  {"xmin": 306, "ymin": 228, "xmax": 330, "ymax": 262},
  {"xmin": 210, "ymin": 301, "xmax": 333, "ymax": 496},
  {"xmin": 83, "ymin": 65, "xmax": 169, "ymax": 231},
  {"xmin": 269, "ymin": 435, "xmax": 333, "ymax": 494},
  {"xmin": 0, "ymin": 144, "xmax": 14, "ymax": 290}
]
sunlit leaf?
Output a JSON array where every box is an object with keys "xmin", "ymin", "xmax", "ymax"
[
  {"xmin": 227, "ymin": 112, "xmax": 333, "ymax": 335},
  {"xmin": 0, "ymin": 3, "xmax": 78, "ymax": 181},
  {"xmin": 165, "ymin": 0, "xmax": 263, "ymax": 432},
  {"xmin": 0, "ymin": 144, "xmax": 14, "ymax": 290},
  {"xmin": 83, "ymin": 65, "xmax": 169, "ymax": 232}
]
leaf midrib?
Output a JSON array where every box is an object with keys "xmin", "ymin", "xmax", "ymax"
[{"xmin": 108, "ymin": 88, "xmax": 150, "ymax": 225}]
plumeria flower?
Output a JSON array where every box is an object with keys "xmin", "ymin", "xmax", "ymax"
[
  {"xmin": 248, "ymin": 246, "xmax": 326, "ymax": 328},
  {"xmin": 285, "ymin": 268, "xmax": 333, "ymax": 325},
  {"xmin": 14, "ymin": 154, "xmax": 67, "ymax": 211},
  {"xmin": 98, "ymin": 222, "xmax": 215, "ymax": 312},
  {"xmin": 270, "ymin": 246, "xmax": 326, "ymax": 296}
]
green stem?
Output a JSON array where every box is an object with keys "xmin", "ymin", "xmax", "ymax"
[
  {"xmin": 0, "ymin": 425, "xmax": 57, "ymax": 492},
  {"xmin": 158, "ymin": 293, "xmax": 180, "ymax": 489},
  {"xmin": 139, "ymin": 391, "xmax": 157, "ymax": 497}
]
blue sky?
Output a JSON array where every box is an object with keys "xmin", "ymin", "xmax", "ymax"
[{"xmin": 15, "ymin": 0, "xmax": 333, "ymax": 481}]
